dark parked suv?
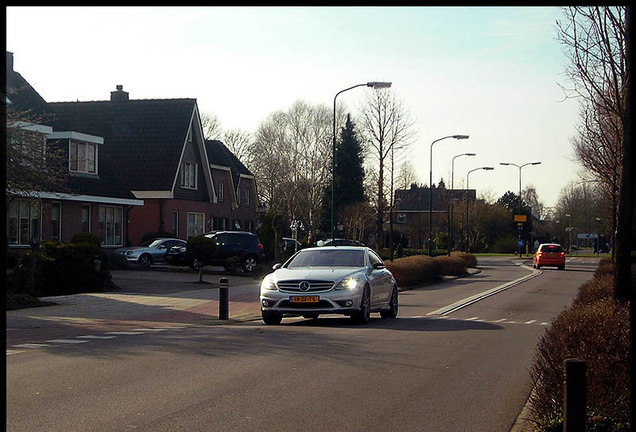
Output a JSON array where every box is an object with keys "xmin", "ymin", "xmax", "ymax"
[{"xmin": 166, "ymin": 231, "xmax": 265, "ymax": 273}]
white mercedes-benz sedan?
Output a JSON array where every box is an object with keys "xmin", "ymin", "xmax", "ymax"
[{"xmin": 260, "ymin": 246, "xmax": 399, "ymax": 325}]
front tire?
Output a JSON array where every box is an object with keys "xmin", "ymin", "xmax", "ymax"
[
  {"xmin": 380, "ymin": 286, "xmax": 398, "ymax": 319},
  {"xmin": 352, "ymin": 287, "xmax": 370, "ymax": 324},
  {"xmin": 139, "ymin": 254, "xmax": 152, "ymax": 268}
]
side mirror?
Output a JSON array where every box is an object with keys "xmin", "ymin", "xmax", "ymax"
[
  {"xmin": 272, "ymin": 263, "xmax": 282, "ymax": 270},
  {"xmin": 372, "ymin": 262, "xmax": 385, "ymax": 270}
]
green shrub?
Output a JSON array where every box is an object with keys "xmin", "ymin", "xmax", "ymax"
[
  {"xmin": 11, "ymin": 242, "xmax": 112, "ymax": 297},
  {"xmin": 492, "ymin": 235, "xmax": 518, "ymax": 254},
  {"xmin": 187, "ymin": 235, "xmax": 216, "ymax": 282},
  {"xmin": 70, "ymin": 232, "xmax": 101, "ymax": 247},
  {"xmin": 225, "ymin": 256, "xmax": 241, "ymax": 275},
  {"xmin": 529, "ymin": 269, "xmax": 630, "ymax": 431}
]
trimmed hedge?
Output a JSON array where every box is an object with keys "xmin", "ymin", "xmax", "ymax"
[
  {"xmin": 9, "ymin": 241, "xmax": 113, "ymax": 297},
  {"xmin": 384, "ymin": 252, "xmax": 475, "ymax": 287},
  {"xmin": 528, "ymin": 263, "xmax": 630, "ymax": 431}
]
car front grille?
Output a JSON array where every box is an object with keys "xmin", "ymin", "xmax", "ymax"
[{"xmin": 277, "ymin": 279, "xmax": 335, "ymax": 293}]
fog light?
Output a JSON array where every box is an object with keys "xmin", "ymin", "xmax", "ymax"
[
  {"xmin": 262, "ymin": 300, "xmax": 269, "ymax": 307},
  {"xmin": 345, "ymin": 300, "xmax": 353, "ymax": 307}
]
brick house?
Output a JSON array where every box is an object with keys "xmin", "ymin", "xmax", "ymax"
[
  {"xmin": 393, "ymin": 184, "xmax": 476, "ymax": 250},
  {"xmin": 6, "ymin": 52, "xmax": 143, "ymax": 250},
  {"xmin": 5, "ymin": 52, "xmax": 259, "ymax": 252}
]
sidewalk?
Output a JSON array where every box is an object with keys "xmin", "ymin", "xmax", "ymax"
[{"xmin": 6, "ymin": 269, "xmax": 263, "ymax": 349}]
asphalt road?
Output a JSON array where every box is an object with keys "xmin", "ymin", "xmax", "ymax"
[{"xmin": 6, "ymin": 256, "xmax": 599, "ymax": 432}]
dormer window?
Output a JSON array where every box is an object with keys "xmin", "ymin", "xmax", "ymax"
[
  {"xmin": 47, "ymin": 131, "xmax": 103, "ymax": 176},
  {"xmin": 70, "ymin": 140, "xmax": 97, "ymax": 174},
  {"xmin": 181, "ymin": 162, "xmax": 198, "ymax": 189}
]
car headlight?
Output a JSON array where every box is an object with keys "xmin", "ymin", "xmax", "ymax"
[
  {"xmin": 125, "ymin": 250, "xmax": 133, "ymax": 256},
  {"xmin": 335, "ymin": 275, "xmax": 363, "ymax": 291},
  {"xmin": 261, "ymin": 275, "xmax": 278, "ymax": 291}
]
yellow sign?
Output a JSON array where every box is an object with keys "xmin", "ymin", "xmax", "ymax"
[{"xmin": 514, "ymin": 214, "xmax": 527, "ymax": 222}]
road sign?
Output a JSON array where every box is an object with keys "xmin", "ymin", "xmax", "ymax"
[
  {"xmin": 517, "ymin": 239, "xmax": 525, "ymax": 247},
  {"xmin": 514, "ymin": 215, "xmax": 527, "ymax": 222}
]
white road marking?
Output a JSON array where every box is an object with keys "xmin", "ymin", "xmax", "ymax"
[
  {"xmin": 104, "ymin": 331, "xmax": 145, "ymax": 335},
  {"xmin": 12, "ymin": 343, "xmax": 52, "ymax": 348},
  {"xmin": 427, "ymin": 265, "xmax": 541, "ymax": 316},
  {"xmin": 46, "ymin": 339, "xmax": 90, "ymax": 344},
  {"xmin": 77, "ymin": 335, "xmax": 117, "ymax": 339}
]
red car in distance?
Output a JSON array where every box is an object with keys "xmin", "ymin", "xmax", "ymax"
[{"xmin": 533, "ymin": 243, "xmax": 566, "ymax": 270}]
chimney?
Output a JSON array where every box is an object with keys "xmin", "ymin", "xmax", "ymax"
[
  {"xmin": 110, "ymin": 84, "xmax": 129, "ymax": 102},
  {"xmin": 6, "ymin": 51, "xmax": 14, "ymax": 73}
]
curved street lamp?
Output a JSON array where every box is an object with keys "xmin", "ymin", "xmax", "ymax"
[
  {"xmin": 499, "ymin": 161, "xmax": 541, "ymax": 257},
  {"xmin": 428, "ymin": 135, "xmax": 469, "ymax": 255},
  {"xmin": 448, "ymin": 152, "xmax": 476, "ymax": 255},
  {"xmin": 465, "ymin": 166, "xmax": 494, "ymax": 253},
  {"xmin": 332, "ymin": 81, "xmax": 392, "ymax": 241}
]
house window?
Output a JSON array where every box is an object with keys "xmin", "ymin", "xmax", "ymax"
[
  {"xmin": 69, "ymin": 140, "xmax": 97, "ymax": 174},
  {"xmin": 217, "ymin": 180, "xmax": 224, "ymax": 201},
  {"xmin": 187, "ymin": 212, "xmax": 205, "ymax": 237},
  {"xmin": 51, "ymin": 202, "xmax": 61, "ymax": 242},
  {"xmin": 397, "ymin": 213, "xmax": 407, "ymax": 224},
  {"xmin": 8, "ymin": 199, "xmax": 41, "ymax": 245},
  {"xmin": 181, "ymin": 162, "xmax": 198, "ymax": 189},
  {"xmin": 244, "ymin": 188, "xmax": 250, "ymax": 207},
  {"xmin": 98, "ymin": 206, "xmax": 123, "ymax": 246},
  {"xmin": 172, "ymin": 211, "xmax": 179, "ymax": 237},
  {"xmin": 236, "ymin": 187, "xmax": 241, "ymax": 207},
  {"xmin": 81, "ymin": 204, "xmax": 91, "ymax": 232}
]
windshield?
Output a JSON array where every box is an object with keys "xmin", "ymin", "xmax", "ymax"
[
  {"xmin": 140, "ymin": 239, "xmax": 163, "ymax": 248},
  {"xmin": 286, "ymin": 249, "xmax": 366, "ymax": 268}
]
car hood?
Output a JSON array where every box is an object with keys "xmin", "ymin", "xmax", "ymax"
[
  {"xmin": 114, "ymin": 246, "xmax": 151, "ymax": 254},
  {"xmin": 271, "ymin": 267, "xmax": 365, "ymax": 282}
]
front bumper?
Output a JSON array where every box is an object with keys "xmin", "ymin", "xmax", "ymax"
[{"xmin": 260, "ymin": 290, "xmax": 363, "ymax": 316}]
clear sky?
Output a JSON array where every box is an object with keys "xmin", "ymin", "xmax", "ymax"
[{"xmin": 6, "ymin": 6, "xmax": 582, "ymax": 210}]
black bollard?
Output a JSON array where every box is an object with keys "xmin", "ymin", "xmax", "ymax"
[
  {"xmin": 564, "ymin": 358, "xmax": 587, "ymax": 432},
  {"xmin": 219, "ymin": 277, "xmax": 229, "ymax": 320}
]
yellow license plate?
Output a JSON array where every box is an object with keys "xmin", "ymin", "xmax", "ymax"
[{"xmin": 290, "ymin": 296, "xmax": 319, "ymax": 303}]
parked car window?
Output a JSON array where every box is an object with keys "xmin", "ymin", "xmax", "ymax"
[{"xmin": 213, "ymin": 233, "xmax": 229, "ymax": 246}]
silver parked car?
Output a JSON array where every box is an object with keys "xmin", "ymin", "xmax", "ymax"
[
  {"xmin": 114, "ymin": 238, "xmax": 186, "ymax": 267},
  {"xmin": 260, "ymin": 246, "xmax": 399, "ymax": 325}
]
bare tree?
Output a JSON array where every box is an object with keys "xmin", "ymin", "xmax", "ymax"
[
  {"xmin": 249, "ymin": 101, "xmax": 333, "ymax": 246},
  {"xmin": 222, "ymin": 128, "xmax": 253, "ymax": 169},
  {"xmin": 359, "ymin": 89, "xmax": 416, "ymax": 251},
  {"xmin": 556, "ymin": 6, "xmax": 631, "ymax": 299},
  {"xmin": 571, "ymin": 101, "xmax": 622, "ymax": 254},
  {"xmin": 6, "ymin": 107, "xmax": 69, "ymax": 201},
  {"xmin": 200, "ymin": 112, "xmax": 223, "ymax": 140},
  {"xmin": 396, "ymin": 160, "xmax": 420, "ymax": 191},
  {"xmin": 249, "ymin": 111, "xmax": 290, "ymax": 212}
]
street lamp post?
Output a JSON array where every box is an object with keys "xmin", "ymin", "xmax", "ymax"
[
  {"xmin": 565, "ymin": 213, "xmax": 572, "ymax": 254},
  {"xmin": 499, "ymin": 161, "xmax": 541, "ymax": 258},
  {"xmin": 448, "ymin": 152, "xmax": 476, "ymax": 255},
  {"xmin": 332, "ymin": 81, "xmax": 392, "ymax": 241},
  {"xmin": 428, "ymin": 134, "xmax": 469, "ymax": 255},
  {"xmin": 465, "ymin": 166, "xmax": 494, "ymax": 253}
]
